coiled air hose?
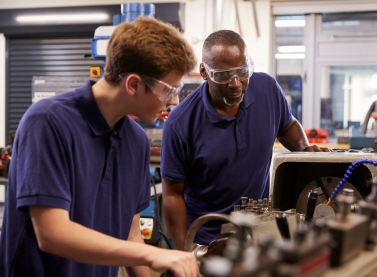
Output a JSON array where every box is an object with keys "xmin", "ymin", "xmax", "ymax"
[{"xmin": 326, "ymin": 158, "xmax": 377, "ymax": 206}]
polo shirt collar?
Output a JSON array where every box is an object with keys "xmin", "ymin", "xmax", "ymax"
[
  {"xmin": 76, "ymin": 80, "xmax": 125, "ymax": 138},
  {"xmin": 201, "ymin": 81, "xmax": 255, "ymax": 124}
]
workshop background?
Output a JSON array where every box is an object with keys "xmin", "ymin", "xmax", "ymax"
[
  {"xmin": 1, "ymin": 1, "xmax": 377, "ymax": 277},
  {"xmin": 1, "ymin": 0, "xmax": 377, "ymax": 148}
]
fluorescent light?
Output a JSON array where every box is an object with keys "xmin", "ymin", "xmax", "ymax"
[
  {"xmin": 344, "ymin": 20, "xmax": 360, "ymax": 26},
  {"xmin": 16, "ymin": 13, "xmax": 109, "ymax": 23},
  {"xmin": 275, "ymin": 20, "xmax": 305, "ymax": 27},
  {"xmin": 324, "ymin": 20, "xmax": 360, "ymax": 27},
  {"xmin": 278, "ymin": 46, "xmax": 305, "ymax": 53},
  {"xmin": 275, "ymin": 53, "xmax": 305, "ymax": 59}
]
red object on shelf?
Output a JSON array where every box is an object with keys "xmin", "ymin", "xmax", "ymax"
[
  {"xmin": 304, "ymin": 128, "xmax": 328, "ymax": 144},
  {"xmin": 129, "ymin": 112, "xmax": 169, "ymax": 121},
  {"xmin": 130, "ymin": 113, "xmax": 169, "ymax": 159},
  {"xmin": 1, "ymin": 151, "xmax": 10, "ymax": 164}
]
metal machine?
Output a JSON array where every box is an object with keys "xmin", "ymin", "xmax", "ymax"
[
  {"xmin": 271, "ymin": 152, "xmax": 375, "ymax": 213},
  {"xmin": 182, "ymin": 153, "xmax": 377, "ymax": 277},
  {"xmin": 91, "ymin": 3, "xmax": 155, "ymax": 62}
]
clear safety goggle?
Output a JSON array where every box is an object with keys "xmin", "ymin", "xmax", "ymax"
[
  {"xmin": 118, "ymin": 73, "xmax": 184, "ymax": 103},
  {"xmin": 202, "ymin": 58, "xmax": 254, "ymax": 84}
]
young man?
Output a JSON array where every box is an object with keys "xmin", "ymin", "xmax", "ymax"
[
  {"xmin": 161, "ymin": 30, "xmax": 330, "ymax": 250},
  {"xmin": 0, "ymin": 17, "xmax": 199, "ymax": 277}
]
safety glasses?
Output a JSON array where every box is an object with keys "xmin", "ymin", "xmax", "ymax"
[
  {"xmin": 118, "ymin": 73, "xmax": 184, "ymax": 103},
  {"xmin": 141, "ymin": 75, "xmax": 184, "ymax": 103},
  {"xmin": 202, "ymin": 57, "xmax": 254, "ymax": 84}
]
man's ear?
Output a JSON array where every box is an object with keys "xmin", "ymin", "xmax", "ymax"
[
  {"xmin": 199, "ymin": 63, "xmax": 208, "ymax": 80},
  {"xmin": 124, "ymin": 74, "xmax": 142, "ymax": 96}
]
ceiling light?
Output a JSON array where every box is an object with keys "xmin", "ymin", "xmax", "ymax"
[
  {"xmin": 278, "ymin": 46, "xmax": 305, "ymax": 53},
  {"xmin": 275, "ymin": 20, "xmax": 306, "ymax": 27},
  {"xmin": 275, "ymin": 53, "xmax": 305, "ymax": 59},
  {"xmin": 16, "ymin": 13, "xmax": 109, "ymax": 23}
]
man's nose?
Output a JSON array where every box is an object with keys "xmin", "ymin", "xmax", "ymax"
[{"xmin": 228, "ymin": 75, "xmax": 241, "ymax": 86}]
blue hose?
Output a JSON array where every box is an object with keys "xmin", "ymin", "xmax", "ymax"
[{"xmin": 326, "ymin": 158, "xmax": 377, "ymax": 206}]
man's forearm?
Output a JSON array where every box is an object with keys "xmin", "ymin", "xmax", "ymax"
[
  {"xmin": 125, "ymin": 265, "xmax": 150, "ymax": 277},
  {"xmin": 163, "ymin": 195, "xmax": 188, "ymax": 250},
  {"xmin": 126, "ymin": 221, "xmax": 151, "ymax": 277},
  {"xmin": 278, "ymin": 118, "xmax": 309, "ymax": 151}
]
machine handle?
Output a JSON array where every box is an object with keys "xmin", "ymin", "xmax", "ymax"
[
  {"xmin": 275, "ymin": 212, "xmax": 291, "ymax": 239},
  {"xmin": 305, "ymin": 190, "xmax": 318, "ymax": 223},
  {"xmin": 183, "ymin": 214, "xmax": 234, "ymax": 252},
  {"xmin": 160, "ymin": 270, "xmax": 175, "ymax": 277}
]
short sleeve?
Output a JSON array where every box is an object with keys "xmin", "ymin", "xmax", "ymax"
[
  {"xmin": 160, "ymin": 119, "xmax": 189, "ymax": 183},
  {"xmin": 135, "ymin": 134, "xmax": 152, "ymax": 213},
  {"xmin": 13, "ymin": 107, "xmax": 71, "ymax": 211},
  {"xmin": 275, "ymin": 79, "xmax": 293, "ymax": 133}
]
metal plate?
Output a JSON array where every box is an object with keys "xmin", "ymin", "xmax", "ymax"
[
  {"xmin": 296, "ymin": 176, "xmax": 363, "ymax": 215},
  {"xmin": 313, "ymin": 203, "xmax": 336, "ymax": 221}
]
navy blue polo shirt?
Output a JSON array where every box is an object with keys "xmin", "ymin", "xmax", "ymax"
[
  {"xmin": 161, "ymin": 72, "xmax": 292, "ymax": 245},
  {"xmin": 0, "ymin": 81, "xmax": 151, "ymax": 277}
]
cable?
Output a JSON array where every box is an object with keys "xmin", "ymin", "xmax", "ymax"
[
  {"xmin": 150, "ymin": 173, "xmax": 161, "ymax": 222},
  {"xmin": 326, "ymin": 158, "xmax": 377, "ymax": 206},
  {"xmin": 158, "ymin": 230, "xmax": 173, "ymax": 249}
]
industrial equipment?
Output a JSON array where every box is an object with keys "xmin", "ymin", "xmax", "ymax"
[
  {"xmin": 91, "ymin": 3, "xmax": 155, "ymax": 61},
  {"xmin": 271, "ymin": 152, "xmax": 375, "ymax": 213},
  {"xmin": 180, "ymin": 154, "xmax": 377, "ymax": 277}
]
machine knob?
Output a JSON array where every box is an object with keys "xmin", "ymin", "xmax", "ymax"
[
  {"xmin": 305, "ymin": 190, "xmax": 318, "ymax": 223},
  {"xmin": 241, "ymin": 197, "xmax": 248, "ymax": 209},
  {"xmin": 343, "ymin": 188, "xmax": 354, "ymax": 196},
  {"xmin": 275, "ymin": 212, "xmax": 291, "ymax": 240}
]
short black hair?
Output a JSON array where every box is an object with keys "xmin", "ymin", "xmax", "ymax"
[{"xmin": 202, "ymin": 30, "xmax": 246, "ymax": 63}]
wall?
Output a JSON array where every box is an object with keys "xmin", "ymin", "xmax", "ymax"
[
  {"xmin": 0, "ymin": 0, "xmax": 272, "ymax": 73},
  {"xmin": 183, "ymin": 0, "xmax": 272, "ymax": 73},
  {"xmin": 0, "ymin": 0, "xmax": 180, "ymax": 9},
  {"xmin": 0, "ymin": 0, "xmax": 272, "ymax": 145}
]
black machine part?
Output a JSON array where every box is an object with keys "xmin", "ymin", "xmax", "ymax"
[
  {"xmin": 305, "ymin": 190, "xmax": 318, "ymax": 223},
  {"xmin": 275, "ymin": 212, "xmax": 291, "ymax": 239}
]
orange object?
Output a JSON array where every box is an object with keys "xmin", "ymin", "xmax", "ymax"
[
  {"xmin": 129, "ymin": 112, "xmax": 169, "ymax": 121},
  {"xmin": 304, "ymin": 128, "xmax": 328, "ymax": 144},
  {"xmin": 90, "ymin": 66, "xmax": 101, "ymax": 78}
]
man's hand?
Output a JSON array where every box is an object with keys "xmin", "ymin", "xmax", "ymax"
[
  {"xmin": 29, "ymin": 206, "xmax": 199, "ymax": 277},
  {"xmin": 278, "ymin": 117, "xmax": 333, "ymax": 152},
  {"xmin": 148, "ymin": 248, "xmax": 199, "ymax": 277},
  {"xmin": 302, "ymin": 145, "xmax": 332, "ymax": 152}
]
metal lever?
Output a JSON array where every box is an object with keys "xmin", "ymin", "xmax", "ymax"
[
  {"xmin": 275, "ymin": 212, "xmax": 291, "ymax": 240},
  {"xmin": 161, "ymin": 270, "xmax": 175, "ymax": 277},
  {"xmin": 305, "ymin": 190, "xmax": 318, "ymax": 223}
]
